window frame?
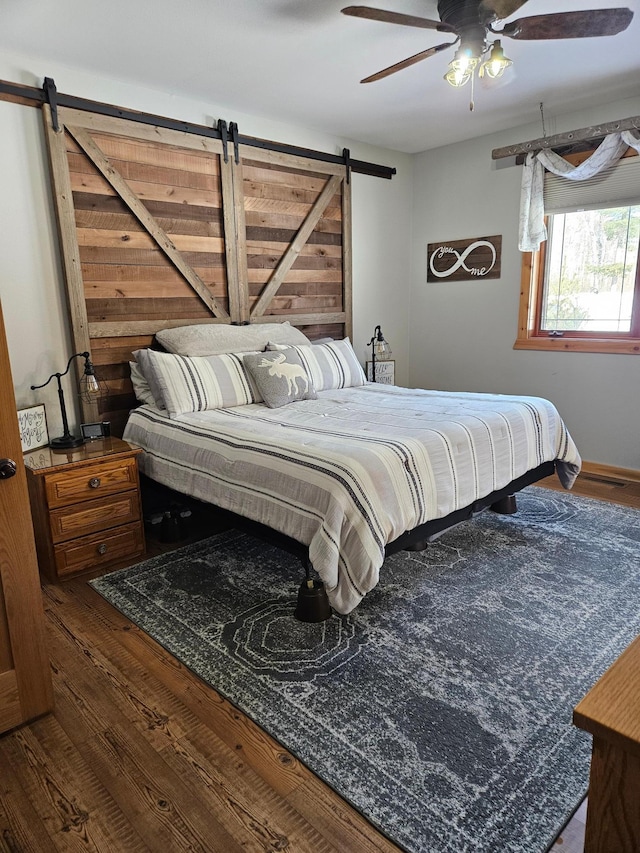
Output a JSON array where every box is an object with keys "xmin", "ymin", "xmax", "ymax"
[{"xmin": 515, "ymin": 151, "xmax": 640, "ymax": 355}]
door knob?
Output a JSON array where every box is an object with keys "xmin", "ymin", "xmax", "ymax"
[{"xmin": 0, "ymin": 458, "xmax": 17, "ymax": 480}]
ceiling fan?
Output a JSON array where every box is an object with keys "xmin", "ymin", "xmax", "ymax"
[{"xmin": 342, "ymin": 1, "xmax": 634, "ymax": 88}]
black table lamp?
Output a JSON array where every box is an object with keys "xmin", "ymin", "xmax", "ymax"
[
  {"xmin": 31, "ymin": 351, "xmax": 106, "ymax": 449},
  {"xmin": 368, "ymin": 325, "xmax": 392, "ymax": 382}
]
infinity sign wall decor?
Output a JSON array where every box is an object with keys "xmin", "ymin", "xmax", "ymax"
[{"xmin": 427, "ymin": 235, "xmax": 501, "ymax": 283}]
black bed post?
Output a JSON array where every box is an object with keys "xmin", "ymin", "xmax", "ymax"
[
  {"xmin": 294, "ymin": 559, "xmax": 332, "ymax": 622},
  {"xmin": 491, "ymin": 495, "xmax": 518, "ymax": 514}
]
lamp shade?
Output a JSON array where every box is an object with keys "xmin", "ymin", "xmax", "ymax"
[
  {"xmin": 444, "ymin": 47, "xmax": 479, "ymax": 88},
  {"xmin": 78, "ymin": 357, "xmax": 108, "ymax": 403},
  {"xmin": 479, "ymin": 40, "xmax": 512, "ymax": 79},
  {"xmin": 373, "ymin": 337, "xmax": 392, "ymax": 359}
]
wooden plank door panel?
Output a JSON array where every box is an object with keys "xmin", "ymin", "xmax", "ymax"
[
  {"xmin": 66, "ymin": 125, "xmax": 229, "ymax": 321},
  {"xmin": 44, "ymin": 106, "xmax": 236, "ymax": 430},
  {"xmin": 235, "ymin": 151, "xmax": 352, "ymax": 340}
]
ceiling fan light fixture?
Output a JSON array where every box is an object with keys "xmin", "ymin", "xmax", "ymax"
[
  {"xmin": 342, "ymin": 2, "xmax": 633, "ymax": 97},
  {"xmin": 479, "ymin": 39, "xmax": 512, "ymax": 79},
  {"xmin": 444, "ymin": 46, "xmax": 479, "ymax": 87},
  {"xmin": 444, "ymin": 66, "xmax": 472, "ymax": 87}
]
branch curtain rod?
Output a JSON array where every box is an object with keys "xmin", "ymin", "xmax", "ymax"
[
  {"xmin": 492, "ymin": 114, "xmax": 640, "ymax": 160},
  {"xmin": 0, "ymin": 77, "xmax": 396, "ymax": 181}
]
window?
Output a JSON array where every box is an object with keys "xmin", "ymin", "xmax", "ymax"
[
  {"xmin": 541, "ymin": 206, "xmax": 640, "ymax": 334},
  {"xmin": 516, "ymin": 152, "xmax": 640, "ymax": 354}
]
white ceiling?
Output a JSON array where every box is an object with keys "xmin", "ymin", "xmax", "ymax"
[{"xmin": 2, "ymin": 0, "xmax": 639, "ymax": 153}]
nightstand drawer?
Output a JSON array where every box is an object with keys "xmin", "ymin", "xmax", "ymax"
[
  {"xmin": 49, "ymin": 492, "xmax": 141, "ymax": 543},
  {"xmin": 53, "ymin": 522, "xmax": 144, "ymax": 577},
  {"xmin": 45, "ymin": 457, "xmax": 139, "ymax": 508}
]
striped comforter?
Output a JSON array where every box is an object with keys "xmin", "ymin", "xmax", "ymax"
[{"xmin": 123, "ymin": 384, "xmax": 581, "ymax": 614}]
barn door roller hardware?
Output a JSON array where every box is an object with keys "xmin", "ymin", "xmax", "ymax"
[
  {"xmin": 0, "ymin": 76, "xmax": 396, "ymax": 180},
  {"xmin": 343, "ymin": 148, "xmax": 351, "ymax": 184},
  {"xmin": 217, "ymin": 118, "xmax": 229, "ymax": 163},
  {"xmin": 217, "ymin": 120, "xmax": 239, "ymax": 165},
  {"xmin": 229, "ymin": 122, "xmax": 240, "ymax": 165},
  {"xmin": 43, "ymin": 77, "xmax": 59, "ymax": 131}
]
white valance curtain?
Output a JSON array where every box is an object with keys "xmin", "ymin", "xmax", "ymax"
[{"xmin": 518, "ymin": 129, "xmax": 640, "ymax": 252}]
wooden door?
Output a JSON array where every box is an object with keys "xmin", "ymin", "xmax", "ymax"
[
  {"xmin": 232, "ymin": 147, "xmax": 352, "ymax": 340},
  {"xmin": 0, "ymin": 301, "xmax": 53, "ymax": 733},
  {"xmin": 44, "ymin": 105, "xmax": 236, "ymax": 434}
]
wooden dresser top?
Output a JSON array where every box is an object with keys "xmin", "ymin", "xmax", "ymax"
[{"xmin": 574, "ymin": 633, "xmax": 640, "ymax": 757}]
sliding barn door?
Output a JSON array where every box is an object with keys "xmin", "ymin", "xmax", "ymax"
[
  {"xmin": 44, "ymin": 106, "xmax": 236, "ymax": 434},
  {"xmin": 232, "ymin": 148, "xmax": 352, "ymax": 341},
  {"xmin": 43, "ymin": 106, "xmax": 352, "ymax": 434}
]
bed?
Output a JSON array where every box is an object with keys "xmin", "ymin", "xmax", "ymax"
[
  {"xmin": 43, "ymin": 111, "xmax": 579, "ymax": 614},
  {"xmin": 123, "ymin": 332, "xmax": 581, "ymax": 614}
]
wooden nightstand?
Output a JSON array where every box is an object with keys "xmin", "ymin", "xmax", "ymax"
[{"xmin": 24, "ymin": 437, "xmax": 145, "ymax": 581}]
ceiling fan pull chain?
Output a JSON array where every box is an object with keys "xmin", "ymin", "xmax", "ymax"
[
  {"xmin": 540, "ymin": 102, "xmax": 547, "ymax": 137},
  {"xmin": 469, "ymin": 71, "xmax": 475, "ymax": 113}
]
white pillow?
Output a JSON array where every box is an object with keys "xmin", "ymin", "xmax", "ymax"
[
  {"xmin": 132, "ymin": 351, "xmax": 167, "ymax": 410},
  {"xmin": 129, "ymin": 361, "xmax": 158, "ymax": 407},
  {"xmin": 136, "ymin": 349, "xmax": 263, "ymax": 417},
  {"xmin": 266, "ymin": 338, "xmax": 366, "ymax": 391},
  {"xmin": 155, "ymin": 321, "xmax": 311, "ymax": 356}
]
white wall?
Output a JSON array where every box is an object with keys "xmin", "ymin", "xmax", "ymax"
[
  {"xmin": 409, "ymin": 95, "xmax": 640, "ymax": 470},
  {"xmin": 0, "ymin": 51, "xmax": 413, "ymax": 439},
  {"xmin": 3, "ymin": 51, "xmax": 637, "ymax": 470}
]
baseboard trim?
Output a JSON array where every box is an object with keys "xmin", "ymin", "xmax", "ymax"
[{"xmin": 580, "ymin": 461, "xmax": 640, "ymax": 484}]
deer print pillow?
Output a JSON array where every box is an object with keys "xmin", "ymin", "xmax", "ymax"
[{"xmin": 243, "ymin": 350, "xmax": 317, "ymax": 408}]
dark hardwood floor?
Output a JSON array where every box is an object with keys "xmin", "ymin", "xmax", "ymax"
[{"xmin": 1, "ymin": 468, "xmax": 638, "ymax": 852}]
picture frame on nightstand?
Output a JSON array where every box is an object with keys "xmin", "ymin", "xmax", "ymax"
[
  {"xmin": 17, "ymin": 404, "xmax": 49, "ymax": 452},
  {"xmin": 366, "ymin": 360, "xmax": 395, "ymax": 385}
]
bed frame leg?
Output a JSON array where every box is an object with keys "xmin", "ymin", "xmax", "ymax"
[
  {"xmin": 404, "ymin": 540, "xmax": 428, "ymax": 551},
  {"xmin": 491, "ymin": 494, "xmax": 517, "ymax": 515},
  {"xmin": 294, "ymin": 559, "xmax": 332, "ymax": 623}
]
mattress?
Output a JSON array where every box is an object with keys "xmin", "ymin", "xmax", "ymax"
[{"xmin": 123, "ymin": 384, "xmax": 581, "ymax": 613}]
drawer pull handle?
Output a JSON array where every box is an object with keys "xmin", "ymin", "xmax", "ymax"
[
  {"xmin": 89, "ymin": 477, "xmax": 101, "ymax": 489},
  {"xmin": 97, "ymin": 543, "xmax": 108, "ymax": 555}
]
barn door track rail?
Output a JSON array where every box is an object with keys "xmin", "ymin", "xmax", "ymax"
[{"xmin": 0, "ymin": 77, "xmax": 396, "ymax": 181}]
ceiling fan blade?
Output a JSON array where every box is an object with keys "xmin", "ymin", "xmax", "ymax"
[
  {"xmin": 502, "ymin": 8, "xmax": 633, "ymax": 40},
  {"xmin": 479, "ymin": 0, "xmax": 529, "ymax": 23},
  {"xmin": 342, "ymin": 6, "xmax": 456, "ymax": 33},
  {"xmin": 360, "ymin": 42, "xmax": 455, "ymax": 83}
]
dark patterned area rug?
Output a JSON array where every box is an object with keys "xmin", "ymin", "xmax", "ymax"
[{"xmin": 90, "ymin": 487, "xmax": 640, "ymax": 853}]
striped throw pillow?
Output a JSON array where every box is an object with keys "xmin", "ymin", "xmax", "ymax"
[
  {"xmin": 266, "ymin": 338, "xmax": 366, "ymax": 391},
  {"xmin": 138, "ymin": 349, "xmax": 262, "ymax": 417}
]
